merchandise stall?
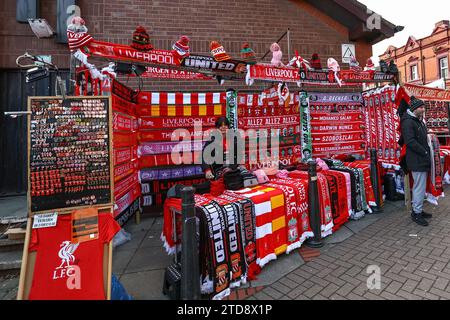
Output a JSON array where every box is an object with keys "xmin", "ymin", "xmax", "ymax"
[
  {"xmin": 17, "ymin": 16, "xmax": 450, "ymax": 301},
  {"xmin": 18, "ymin": 96, "xmax": 121, "ymax": 300}
]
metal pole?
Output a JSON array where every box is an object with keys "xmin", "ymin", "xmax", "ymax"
[
  {"xmin": 261, "ymin": 30, "xmax": 289, "ymax": 60},
  {"xmin": 306, "ymin": 159, "xmax": 323, "ymax": 248},
  {"xmin": 287, "ymin": 28, "xmax": 291, "ymax": 61},
  {"xmin": 370, "ymin": 148, "xmax": 383, "ymax": 213},
  {"xmin": 180, "ymin": 186, "xmax": 200, "ymax": 300}
]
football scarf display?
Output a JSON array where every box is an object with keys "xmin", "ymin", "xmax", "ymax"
[
  {"xmin": 212, "ymin": 195, "xmax": 247, "ymax": 287},
  {"xmin": 286, "ymin": 171, "xmax": 334, "ymax": 237},
  {"xmin": 345, "ymin": 161, "xmax": 377, "ymax": 207},
  {"xmin": 309, "ymin": 92, "xmax": 366, "ymax": 159},
  {"xmin": 138, "ymin": 127, "xmax": 213, "ymax": 142},
  {"xmin": 141, "ymin": 177, "xmax": 207, "ymax": 194},
  {"xmin": 113, "ymin": 112, "xmax": 138, "ymax": 132},
  {"xmin": 226, "ymin": 89, "xmax": 238, "ymax": 129},
  {"xmin": 268, "ymin": 178, "xmax": 313, "ymax": 251},
  {"xmin": 137, "ymin": 92, "xmax": 226, "ymax": 106},
  {"xmin": 140, "ymin": 166, "xmax": 203, "ymax": 182},
  {"xmin": 115, "ymin": 198, "xmax": 141, "ymax": 227},
  {"xmin": 136, "ymin": 104, "xmax": 225, "ymax": 118},
  {"xmin": 321, "ymin": 171, "xmax": 350, "ymax": 231},
  {"xmin": 112, "ymin": 92, "xmax": 136, "ymax": 115},
  {"xmin": 221, "ymin": 192, "xmax": 258, "ymax": 278},
  {"xmin": 138, "ymin": 141, "xmax": 206, "ymax": 156},
  {"xmin": 114, "ymin": 171, "xmax": 139, "ymax": 200},
  {"xmin": 238, "ymin": 115, "xmax": 300, "ymax": 129},
  {"xmin": 113, "ymin": 132, "xmax": 138, "ymax": 148},
  {"xmin": 238, "ymin": 91, "xmax": 300, "ymax": 108},
  {"xmin": 226, "ymin": 187, "xmax": 276, "ymax": 268},
  {"xmin": 238, "ymin": 104, "xmax": 300, "ymax": 117},
  {"xmin": 139, "ymin": 116, "xmax": 218, "ymax": 129},
  {"xmin": 114, "ymin": 159, "xmax": 139, "ymax": 182},
  {"xmin": 250, "ymin": 186, "xmax": 286, "ymax": 257},
  {"xmin": 114, "ymin": 183, "xmax": 141, "ymax": 218},
  {"xmin": 326, "ymin": 160, "xmax": 368, "ymax": 217},
  {"xmin": 313, "ymin": 141, "xmax": 367, "ymax": 158},
  {"xmin": 299, "ymin": 91, "xmax": 313, "ymax": 162},
  {"xmin": 197, "ymin": 201, "xmax": 231, "ymax": 300},
  {"xmin": 139, "ymin": 154, "xmax": 198, "ymax": 168},
  {"xmin": 426, "ymin": 134, "xmax": 444, "ymax": 204},
  {"xmin": 114, "ymin": 146, "xmax": 138, "ymax": 166}
]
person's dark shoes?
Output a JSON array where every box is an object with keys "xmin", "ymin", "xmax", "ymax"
[
  {"xmin": 411, "ymin": 213, "xmax": 429, "ymax": 226},
  {"xmin": 421, "ymin": 211, "xmax": 432, "ymax": 219}
]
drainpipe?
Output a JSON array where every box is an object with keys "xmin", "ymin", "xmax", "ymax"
[{"xmin": 420, "ymin": 42, "xmax": 426, "ymax": 85}]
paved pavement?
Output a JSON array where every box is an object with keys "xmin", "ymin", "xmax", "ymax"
[
  {"xmin": 1, "ymin": 186, "xmax": 450, "ymax": 300},
  {"xmin": 250, "ymin": 186, "xmax": 450, "ymax": 300}
]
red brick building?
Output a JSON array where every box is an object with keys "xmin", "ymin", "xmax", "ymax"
[
  {"xmin": 0, "ymin": 0, "xmax": 400, "ymax": 92},
  {"xmin": 0, "ymin": 0, "xmax": 400, "ymax": 195},
  {"xmin": 380, "ymin": 21, "xmax": 450, "ymax": 89}
]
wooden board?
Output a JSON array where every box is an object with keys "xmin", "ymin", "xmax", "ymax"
[
  {"xmin": 27, "ymin": 96, "xmax": 114, "ymax": 216},
  {"xmin": 17, "ymin": 208, "xmax": 114, "ymax": 300}
]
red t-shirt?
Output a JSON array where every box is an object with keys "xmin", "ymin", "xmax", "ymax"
[{"xmin": 28, "ymin": 213, "xmax": 120, "ymax": 300}]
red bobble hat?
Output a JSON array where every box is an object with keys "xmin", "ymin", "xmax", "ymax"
[
  {"xmin": 210, "ymin": 41, "xmax": 231, "ymax": 62},
  {"xmin": 130, "ymin": 26, "xmax": 153, "ymax": 51}
]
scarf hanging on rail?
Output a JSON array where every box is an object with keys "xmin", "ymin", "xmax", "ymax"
[
  {"xmin": 268, "ymin": 177, "xmax": 313, "ymax": 251},
  {"xmin": 285, "ymin": 171, "xmax": 334, "ymax": 237},
  {"xmin": 210, "ymin": 196, "xmax": 247, "ymax": 289},
  {"xmin": 226, "ymin": 187, "xmax": 276, "ymax": 268},
  {"xmin": 197, "ymin": 201, "xmax": 231, "ymax": 300},
  {"xmin": 221, "ymin": 191, "xmax": 258, "ymax": 280}
]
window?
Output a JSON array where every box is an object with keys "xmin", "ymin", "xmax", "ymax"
[
  {"xmin": 410, "ymin": 65, "xmax": 418, "ymax": 81},
  {"xmin": 439, "ymin": 57, "xmax": 448, "ymax": 79}
]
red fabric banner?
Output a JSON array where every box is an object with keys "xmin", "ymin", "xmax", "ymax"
[
  {"xmin": 136, "ymin": 105, "xmax": 226, "ymax": 117},
  {"xmin": 113, "ymin": 132, "xmax": 138, "ymax": 148},
  {"xmin": 114, "ymin": 159, "xmax": 139, "ymax": 183},
  {"xmin": 113, "ymin": 112, "xmax": 138, "ymax": 132},
  {"xmin": 114, "ymin": 172, "xmax": 139, "ymax": 200},
  {"xmin": 139, "ymin": 116, "xmax": 218, "ymax": 129},
  {"xmin": 313, "ymin": 141, "xmax": 367, "ymax": 157},
  {"xmin": 138, "ymin": 128, "xmax": 213, "ymax": 142},
  {"xmin": 311, "ymin": 132, "xmax": 366, "ymax": 143},
  {"xmin": 113, "ymin": 146, "xmax": 138, "ymax": 166},
  {"xmin": 310, "ymin": 113, "xmax": 363, "ymax": 123},
  {"xmin": 113, "ymin": 184, "xmax": 142, "ymax": 218},
  {"xmin": 239, "ymin": 115, "xmax": 300, "ymax": 129},
  {"xmin": 112, "ymin": 94, "xmax": 137, "ymax": 115},
  {"xmin": 248, "ymin": 64, "xmax": 300, "ymax": 83}
]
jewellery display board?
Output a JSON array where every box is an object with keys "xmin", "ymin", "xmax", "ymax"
[{"xmin": 28, "ymin": 96, "xmax": 114, "ymax": 215}]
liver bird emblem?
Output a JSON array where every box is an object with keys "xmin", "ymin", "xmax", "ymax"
[{"xmin": 57, "ymin": 241, "xmax": 79, "ymax": 269}]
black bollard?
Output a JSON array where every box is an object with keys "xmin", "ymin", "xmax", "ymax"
[
  {"xmin": 306, "ymin": 159, "xmax": 324, "ymax": 248},
  {"xmin": 370, "ymin": 148, "xmax": 383, "ymax": 213},
  {"xmin": 180, "ymin": 186, "xmax": 201, "ymax": 300}
]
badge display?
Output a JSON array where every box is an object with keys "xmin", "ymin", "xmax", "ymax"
[{"xmin": 28, "ymin": 97, "xmax": 113, "ymax": 214}]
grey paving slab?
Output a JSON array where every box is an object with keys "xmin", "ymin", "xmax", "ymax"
[
  {"xmin": 140, "ymin": 228, "xmax": 166, "ymax": 248},
  {"xmin": 249, "ymin": 252, "xmax": 304, "ymax": 288},
  {"xmin": 112, "ymin": 248, "xmax": 137, "ymax": 276},
  {"xmin": 323, "ymin": 225, "xmax": 354, "ymax": 245},
  {"xmin": 344, "ymin": 215, "xmax": 383, "ymax": 234},
  {"xmin": 119, "ymin": 269, "xmax": 169, "ymax": 300},
  {"xmin": 124, "ymin": 246, "xmax": 173, "ymax": 274}
]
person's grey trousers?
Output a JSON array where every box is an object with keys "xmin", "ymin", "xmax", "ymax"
[{"xmin": 411, "ymin": 171, "xmax": 428, "ymax": 215}]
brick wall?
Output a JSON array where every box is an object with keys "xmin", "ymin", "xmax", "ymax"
[{"xmin": 1, "ymin": 0, "xmax": 372, "ymax": 92}]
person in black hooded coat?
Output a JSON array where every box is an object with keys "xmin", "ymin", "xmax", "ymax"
[{"xmin": 399, "ymin": 96, "xmax": 432, "ymax": 226}]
